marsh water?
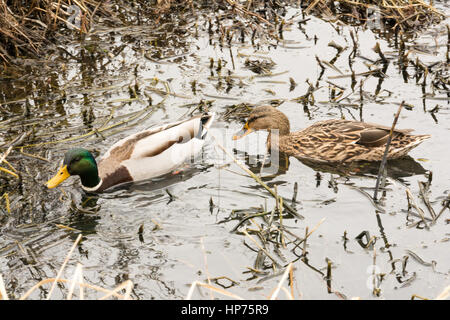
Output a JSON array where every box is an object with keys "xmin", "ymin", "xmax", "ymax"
[{"xmin": 0, "ymin": 2, "xmax": 449, "ymax": 299}]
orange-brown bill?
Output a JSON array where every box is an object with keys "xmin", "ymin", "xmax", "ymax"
[
  {"xmin": 47, "ymin": 165, "xmax": 70, "ymax": 188},
  {"xmin": 232, "ymin": 122, "xmax": 253, "ymax": 140}
]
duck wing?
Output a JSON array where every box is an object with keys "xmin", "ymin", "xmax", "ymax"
[
  {"xmin": 97, "ymin": 113, "xmax": 215, "ymax": 187},
  {"xmin": 282, "ymin": 119, "xmax": 416, "ymax": 163}
]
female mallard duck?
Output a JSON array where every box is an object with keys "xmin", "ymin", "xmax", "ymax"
[
  {"xmin": 233, "ymin": 106, "xmax": 430, "ymax": 163},
  {"xmin": 47, "ymin": 112, "xmax": 215, "ymax": 192}
]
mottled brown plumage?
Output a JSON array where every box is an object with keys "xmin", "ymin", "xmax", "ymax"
[{"xmin": 234, "ymin": 106, "xmax": 430, "ymax": 163}]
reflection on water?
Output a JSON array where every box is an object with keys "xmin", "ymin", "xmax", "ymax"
[
  {"xmin": 0, "ymin": 1, "xmax": 449, "ymax": 300},
  {"xmin": 101, "ymin": 163, "xmax": 213, "ymax": 195},
  {"xmin": 296, "ymin": 156, "xmax": 427, "ymax": 179},
  {"xmin": 239, "ymin": 146, "xmax": 427, "ymax": 181}
]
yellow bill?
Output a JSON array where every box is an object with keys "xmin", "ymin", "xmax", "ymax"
[{"xmin": 47, "ymin": 165, "xmax": 70, "ymax": 188}]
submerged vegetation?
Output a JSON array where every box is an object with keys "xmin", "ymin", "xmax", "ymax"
[{"xmin": 0, "ymin": 0, "xmax": 446, "ymax": 65}]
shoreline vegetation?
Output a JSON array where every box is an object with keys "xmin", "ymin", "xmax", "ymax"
[
  {"xmin": 0, "ymin": 0, "xmax": 448, "ymax": 301},
  {"xmin": 0, "ymin": 0, "xmax": 445, "ymax": 67}
]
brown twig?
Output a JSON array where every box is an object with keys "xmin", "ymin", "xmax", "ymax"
[
  {"xmin": 212, "ymin": 135, "xmax": 304, "ymax": 220},
  {"xmin": 373, "ymin": 102, "xmax": 404, "ymax": 201}
]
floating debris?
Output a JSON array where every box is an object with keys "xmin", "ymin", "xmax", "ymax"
[
  {"xmin": 244, "ymin": 58, "xmax": 276, "ymax": 75},
  {"xmin": 303, "ymin": 0, "xmax": 444, "ymax": 33}
]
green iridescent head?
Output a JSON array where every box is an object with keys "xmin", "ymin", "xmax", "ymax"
[{"xmin": 47, "ymin": 148, "xmax": 100, "ymax": 189}]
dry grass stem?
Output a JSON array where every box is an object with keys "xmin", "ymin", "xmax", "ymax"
[
  {"xmin": 20, "ymin": 277, "xmax": 130, "ymax": 300},
  {"xmin": 405, "ymin": 188, "xmax": 429, "ymax": 229},
  {"xmin": 303, "ymin": 0, "xmax": 443, "ymax": 32},
  {"xmin": 46, "ymin": 233, "xmax": 82, "ymax": 299},
  {"xmin": 186, "ymin": 281, "xmax": 244, "ymax": 300},
  {"xmin": 99, "ymin": 280, "xmax": 133, "ymax": 300},
  {"xmin": 0, "ymin": 146, "xmax": 12, "ymax": 165},
  {"xmin": 212, "ymin": 134, "xmax": 303, "ymax": 219},
  {"xmin": 435, "ymin": 285, "xmax": 450, "ymax": 300},
  {"xmin": 269, "ymin": 263, "xmax": 294, "ymax": 300},
  {"xmin": 243, "ymin": 229, "xmax": 282, "ymax": 268},
  {"xmin": 373, "ymin": 102, "xmax": 403, "ymax": 201},
  {"xmin": 67, "ymin": 263, "xmax": 84, "ymax": 300}
]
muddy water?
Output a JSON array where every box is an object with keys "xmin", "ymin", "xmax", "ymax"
[{"xmin": 0, "ymin": 3, "xmax": 449, "ymax": 299}]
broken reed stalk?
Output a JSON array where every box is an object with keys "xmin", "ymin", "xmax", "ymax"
[
  {"xmin": 0, "ymin": 146, "xmax": 12, "ymax": 165},
  {"xmin": 0, "ymin": 273, "xmax": 8, "ymax": 300},
  {"xmin": 243, "ymin": 229, "xmax": 282, "ymax": 268},
  {"xmin": 292, "ymin": 217, "xmax": 326, "ymax": 252},
  {"xmin": 224, "ymin": 0, "xmax": 273, "ymax": 26},
  {"xmin": 405, "ymin": 188, "xmax": 430, "ymax": 229},
  {"xmin": 373, "ymin": 102, "xmax": 404, "ymax": 202},
  {"xmin": 326, "ymin": 258, "xmax": 332, "ymax": 294},
  {"xmin": 15, "ymin": 239, "xmax": 134, "ymax": 300},
  {"xmin": 434, "ymin": 194, "xmax": 450, "ymax": 222},
  {"xmin": 67, "ymin": 263, "xmax": 84, "ymax": 300},
  {"xmin": 20, "ymin": 97, "xmax": 162, "ymax": 149},
  {"xmin": 0, "ymin": 166, "xmax": 18, "ymax": 178},
  {"xmin": 211, "ymin": 135, "xmax": 304, "ymax": 220},
  {"xmin": 292, "ymin": 182, "xmax": 298, "ymax": 204},
  {"xmin": 98, "ymin": 280, "xmax": 133, "ymax": 300},
  {"xmin": 230, "ymin": 211, "xmax": 271, "ymax": 233},
  {"xmin": 303, "ymin": 0, "xmax": 444, "ymax": 32},
  {"xmin": 302, "ymin": 227, "xmax": 309, "ymax": 257},
  {"xmin": 435, "ymin": 285, "xmax": 450, "ymax": 300},
  {"xmin": 274, "ymin": 185, "xmax": 287, "ymax": 249},
  {"xmin": 279, "ymin": 197, "xmax": 286, "ymax": 249},
  {"xmin": 288, "ymin": 263, "xmax": 295, "ymax": 298},
  {"xmin": 372, "ymin": 247, "xmax": 379, "ymax": 296},
  {"xmin": 373, "ymin": 42, "xmax": 388, "ymax": 63},
  {"xmin": 268, "ymin": 263, "xmax": 294, "ymax": 300},
  {"xmin": 418, "ymin": 181, "xmax": 436, "ymax": 221},
  {"xmin": 413, "ymin": 285, "xmax": 450, "ymax": 300},
  {"xmin": 0, "ymin": 0, "xmax": 96, "ymax": 63},
  {"xmin": 20, "ymin": 277, "xmax": 131, "ymax": 300},
  {"xmin": 2, "ymin": 192, "xmax": 11, "ymax": 213}
]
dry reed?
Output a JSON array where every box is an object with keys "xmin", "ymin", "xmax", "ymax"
[
  {"xmin": 0, "ymin": 233, "xmax": 134, "ymax": 300},
  {"xmin": 303, "ymin": 0, "xmax": 443, "ymax": 32}
]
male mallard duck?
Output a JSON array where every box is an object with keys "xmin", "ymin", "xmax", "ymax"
[
  {"xmin": 233, "ymin": 106, "xmax": 430, "ymax": 163},
  {"xmin": 47, "ymin": 113, "xmax": 215, "ymax": 192}
]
